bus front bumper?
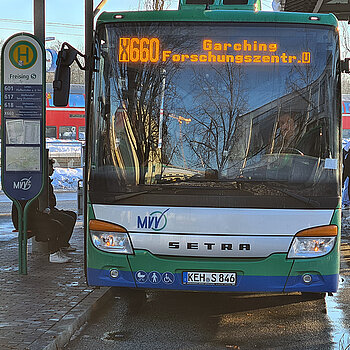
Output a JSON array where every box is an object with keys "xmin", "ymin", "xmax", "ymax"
[{"xmin": 86, "ymin": 250, "xmax": 339, "ymax": 293}]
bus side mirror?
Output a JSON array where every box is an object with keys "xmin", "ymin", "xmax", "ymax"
[
  {"xmin": 341, "ymin": 58, "xmax": 350, "ymax": 73},
  {"xmin": 53, "ymin": 43, "xmax": 86, "ymax": 107}
]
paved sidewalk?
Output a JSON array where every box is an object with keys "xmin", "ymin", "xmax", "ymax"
[{"xmin": 0, "ymin": 221, "xmax": 111, "ymax": 350}]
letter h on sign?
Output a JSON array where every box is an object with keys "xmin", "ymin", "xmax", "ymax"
[{"xmin": 17, "ymin": 47, "xmax": 29, "ymax": 65}]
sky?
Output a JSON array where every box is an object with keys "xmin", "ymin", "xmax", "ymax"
[{"xmin": 0, "ymin": 0, "xmax": 273, "ymax": 48}]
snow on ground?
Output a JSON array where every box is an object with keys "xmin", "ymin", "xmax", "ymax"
[
  {"xmin": 47, "ymin": 139, "xmax": 83, "ymax": 190},
  {"xmin": 52, "ymin": 167, "xmax": 83, "ymax": 190}
]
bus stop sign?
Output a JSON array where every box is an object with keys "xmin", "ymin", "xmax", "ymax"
[{"xmin": 1, "ymin": 33, "xmax": 45, "ymax": 201}]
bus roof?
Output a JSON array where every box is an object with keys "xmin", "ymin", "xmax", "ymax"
[{"xmin": 97, "ymin": 9, "xmax": 338, "ymax": 28}]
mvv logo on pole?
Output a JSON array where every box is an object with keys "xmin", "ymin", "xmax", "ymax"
[{"xmin": 13, "ymin": 177, "xmax": 32, "ymax": 191}]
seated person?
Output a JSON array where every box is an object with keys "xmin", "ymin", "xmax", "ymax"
[
  {"xmin": 47, "ymin": 158, "xmax": 77, "ymax": 253},
  {"xmin": 12, "ymin": 199, "xmax": 72, "ymax": 263},
  {"xmin": 273, "ymin": 111, "xmax": 324, "ymax": 158},
  {"xmin": 273, "ymin": 112, "xmax": 302, "ymax": 154},
  {"xmin": 11, "ymin": 159, "xmax": 77, "ymax": 264}
]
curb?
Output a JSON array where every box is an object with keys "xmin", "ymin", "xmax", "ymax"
[{"xmin": 28, "ymin": 287, "xmax": 113, "ymax": 350}]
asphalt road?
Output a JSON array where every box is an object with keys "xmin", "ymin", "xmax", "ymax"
[{"xmin": 65, "ymin": 259, "xmax": 350, "ymax": 350}]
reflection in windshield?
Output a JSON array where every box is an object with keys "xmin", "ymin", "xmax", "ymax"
[{"xmin": 89, "ymin": 22, "xmax": 340, "ymax": 208}]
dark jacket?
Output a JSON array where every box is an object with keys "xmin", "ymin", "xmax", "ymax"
[
  {"xmin": 11, "ymin": 199, "xmax": 39, "ymax": 231},
  {"xmin": 48, "ymin": 179, "xmax": 57, "ymax": 208}
]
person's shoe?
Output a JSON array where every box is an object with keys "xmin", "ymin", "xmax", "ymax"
[
  {"xmin": 49, "ymin": 251, "xmax": 71, "ymax": 263},
  {"xmin": 59, "ymin": 249, "xmax": 73, "ymax": 261},
  {"xmin": 61, "ymin": 244, "xmax": 77, "ymax": 252}
]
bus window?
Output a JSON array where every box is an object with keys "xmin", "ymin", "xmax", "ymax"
[
  {"xmin": 69, "ymin": 94, "xmax": 85, "ymax": 107},
  {"xmin": 78, "ymin": 126, "xmax": 86, "ymax": 140},
  {"xmin": 46, "ymin": 126, "xmax": 57, "ymax": 138},
  {"xmin": 69, "ymin": 114, "xmax": 85, "ymax": 119},
  {"xmin": 59, "ymin": 126, "xmax": 76, "ymax": 139}
]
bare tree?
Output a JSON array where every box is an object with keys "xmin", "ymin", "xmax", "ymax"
[
  {"xmin": 340, "ymin": 22, "xmax": 350, "ymax": 94},
  {"xmin": 139, "ymin": 0, "xmax": 170, "ymax": 10},
  {"xmin": 179, "ymin": 64, "xmax": 248, "ymax": 175},
  {"xmin": 340, "ymin": 22, "xmax": 350, "ymax": 57}
]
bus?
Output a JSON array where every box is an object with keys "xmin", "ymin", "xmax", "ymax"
[
  {"xmin": 343, "ymin": 95, "xmax": 350, "ymax": 139},
  {"xmin": 55, "ymin": 0, "xmax": 342, "ymax": 297},
  {"xmin": 46, "ymin": 84, "xmax": 85, "ymax": 140}
]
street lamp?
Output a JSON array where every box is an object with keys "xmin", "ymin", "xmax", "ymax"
[{"xmin": 169, "ymin": 114, "xmax": 192, "ymax": 168}]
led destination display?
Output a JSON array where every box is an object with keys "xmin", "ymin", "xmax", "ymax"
[{"xmin": 118, "ymin": 37, "xmax": 311, "ymax": 64}]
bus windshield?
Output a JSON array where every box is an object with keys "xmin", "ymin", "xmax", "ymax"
[{"xmin": 90, "ymin": 22, "xmax": 340, "ymax": 209}]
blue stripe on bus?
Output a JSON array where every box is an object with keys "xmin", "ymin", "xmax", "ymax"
[
  {"xmin": 284, "ymin": 273, "xmax": 338, "ymax": 293},
  {"xmin": 87, "ymin": 268, "xmax": 338, "ymax": 292},
  {"xmin": 87, "ymin": 268, "xmax": 136, "ymax": 288}
]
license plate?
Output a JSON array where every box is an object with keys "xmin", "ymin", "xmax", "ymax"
[{"xmin": 183, "ymin": 271, "xmax": 236, "ymax": 286}]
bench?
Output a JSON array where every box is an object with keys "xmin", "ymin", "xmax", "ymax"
[
  {"xmin": 12, "ymin": 229, "xmax": 34, "ymax": 238},
  {"xmin": 12, "ymin": 229, "xmax": 48, "ymax": 242},
  {"xmin": 12, "ymin": 229, "xmax": 49, "ymax": 254},
  {"xmin": 12, "ymin": 218, "xmax": 64, "ymax": 242}
]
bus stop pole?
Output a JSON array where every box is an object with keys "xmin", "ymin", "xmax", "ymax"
[
  {"xmin": 85, "ymin": 0, "xmax": 93, "ymax": 94},
  {"xmin": 19, "ymin": 201, "xmax": 32, "ymax": 274},
  {"xmin": 14, "ymin": 201, "xmax": 25, "ymax": 274},
  {"xmin": 32, "ymin": 0, "xmax": 49, "ymax": 257},
  {"xmin": 34, "ymin": 0, "xmax": 45, "ymax": 43},
  {"xmin": 15, "ymin": 0, "xmax": 45, "ymax": 277}
]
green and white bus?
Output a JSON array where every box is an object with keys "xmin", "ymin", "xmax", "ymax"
[{"xmin": 57, "ymin": 0, "xmax": 343, "ymax": 294}]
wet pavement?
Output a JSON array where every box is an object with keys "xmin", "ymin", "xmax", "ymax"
[
  {"xmin": 0, "ymin": 192, "xmax": 110, "ymax": 350},
  {"xmin": 0, "ymin": 220, "xmax": 110, "ymax": 350},
  {"xmin": 0, "ymin": 207, "xmax": 350, "ymax": 349}
]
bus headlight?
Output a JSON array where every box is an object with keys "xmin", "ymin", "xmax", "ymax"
[
  {"xmin": 89, "ymin": 220, "xmax": 133, "ymax": 254},
  {"xmin": 288, "ymin": 237, "xmax": 336, "ymax": 258},
  {"xmin": 287, "ymin": 225, "xmax": 337, "ymax": 259}
]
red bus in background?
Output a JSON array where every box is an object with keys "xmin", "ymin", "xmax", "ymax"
[
  {"xmin": 46, "ymin": 84, "xmax": 85, "ymax": 140},
  {"xmin": 343, "ymin": 94, "xmax": 350, "ymax": 140}
]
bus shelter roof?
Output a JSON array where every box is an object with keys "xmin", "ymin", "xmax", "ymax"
[{"xmin": 280, "ymin": 0, "xmax": 350, "ymax": 21}]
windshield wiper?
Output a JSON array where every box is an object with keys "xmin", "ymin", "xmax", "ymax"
[
  {"xmin": 273, "ymin": 186, "xmax": 320, "ymax": 208},
  {"xmin": 235, "ymin": 179, "xmax": 320, "ymax": 208},
  {"xmin": 114, "ymin": 191, "xmax": 149, "ymax": 202}
]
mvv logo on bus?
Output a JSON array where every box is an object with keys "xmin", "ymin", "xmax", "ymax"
[{"xmin": 137, "ymin": 208, "xmax": 170, "ymax": 231}]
